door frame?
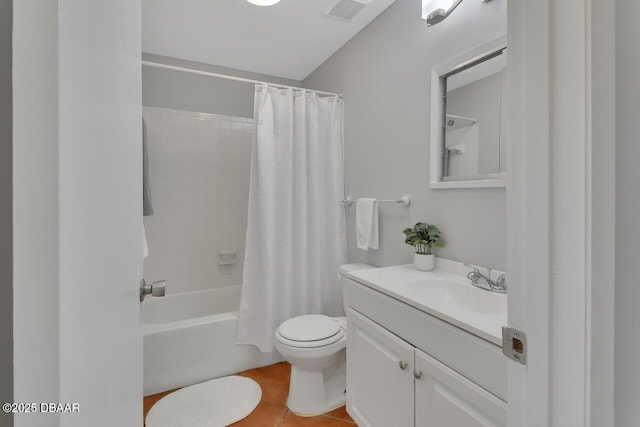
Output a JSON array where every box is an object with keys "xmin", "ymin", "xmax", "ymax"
[{"xmin": 506, "ymin": 0, "xmax": 615, "ymax": 425}]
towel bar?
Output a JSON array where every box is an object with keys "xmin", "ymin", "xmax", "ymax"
[{"xmin": 342, "ymin": 195, "xmax": 411, "ymax": 207}]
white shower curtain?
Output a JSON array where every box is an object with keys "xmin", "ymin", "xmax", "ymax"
[{"xmin": 236, "ymin": 84, "xmax": 347, "ymax": 352}]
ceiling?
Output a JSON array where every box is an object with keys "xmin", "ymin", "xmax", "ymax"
[{"xmin": 142, "ymin": 0, "xmax": 397, "ymax": 81}]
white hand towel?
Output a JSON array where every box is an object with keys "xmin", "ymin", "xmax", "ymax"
[
  {"xmin": 142, "ymin": 222, "xmax": 149, "ymax": 259},
  {"xmin": 356, "ymin": 198, "xmax": 379, "ymax": 251}
]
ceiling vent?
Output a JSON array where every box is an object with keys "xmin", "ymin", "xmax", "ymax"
[{"xmin": 324, "ymin": 0, "xmax": 370, "ymax": 21}]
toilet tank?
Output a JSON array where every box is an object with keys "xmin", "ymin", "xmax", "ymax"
[{"xmin": 339, "ymin": 263, "xmax": 375, "ymax": 315}]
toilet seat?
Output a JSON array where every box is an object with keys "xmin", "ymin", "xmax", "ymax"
[
  {"xmin": 276, "ymin": 315, "xmax": 345, "ymax": 349},
  {"xmin": 274, "ymin": 264, "xmax": 375, "ymax": 416}
]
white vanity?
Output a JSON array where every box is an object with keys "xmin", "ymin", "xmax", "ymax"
[{"xmin": 345, "ymin": 259, "xmax": 508, "ymax": 427}]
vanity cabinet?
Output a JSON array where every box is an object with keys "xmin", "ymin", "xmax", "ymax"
[
  {"xmin": 346, "ymin": 277, "xmax": 507, "ymax": 427},
  {"xmin": 415, "ymin": 349, "xmax": 506, "ymax": 427},
  {"xmin": 347, "ymin": 308, "xmax": 415, "ymax": 427}
]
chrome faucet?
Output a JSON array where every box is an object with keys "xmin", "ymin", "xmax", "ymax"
[{"xmin": 465, "ymin": 264, "xmax": 507, "ymax": 294}]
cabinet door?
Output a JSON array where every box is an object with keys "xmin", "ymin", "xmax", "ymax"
[
  {"xmin": 347, "ymin": 308, "xmax": 415, "ymax": 427},
  {"xmin": 415, "ymin": 349, "xmax": 507, "ymax": 427}
]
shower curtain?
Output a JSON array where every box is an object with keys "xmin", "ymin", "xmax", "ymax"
[{"xmin": 237, "ymin": 84, "xmax": 347, "ymax": 352}]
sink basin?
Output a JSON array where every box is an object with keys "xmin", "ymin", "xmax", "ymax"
[
  {"xmin": 408, "ymin": 279, "xmax": 506, "ymax": 314},
  {"xmin": 347, "ymin": 262, "xmax": 508, "ymax": 344}
]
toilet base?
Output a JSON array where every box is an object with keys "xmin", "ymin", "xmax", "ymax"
[{"xmin": 286, "ymin": 357, "xmax": 346, "ymax": 416}]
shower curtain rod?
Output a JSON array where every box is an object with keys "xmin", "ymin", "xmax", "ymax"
[{"xmin": 141, "ymin": 61, "xmax": 342, "ymax": 98}]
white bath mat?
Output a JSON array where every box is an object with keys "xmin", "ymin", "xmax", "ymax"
[{"xmin": 145, "ymin": 376, "xmax": 261, "ymax": 427}]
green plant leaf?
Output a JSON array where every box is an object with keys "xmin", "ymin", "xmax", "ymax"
[{"xmin": 404, "ymin": 222, "xmax": 444, "ymax": 250}]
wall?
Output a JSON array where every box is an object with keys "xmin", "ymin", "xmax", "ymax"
[
  {"xmin": 0, "ymin": 0, "xmax": 12, "ymax": 425},
  {"xmin": 303, "ymin": 0, "xmax": 507, "ymax": 269},
  {"xmin": 142, "ymin": 53, "xmax": 301, "ymax": 118},
  {"xmin": 12, "ymin": 0, "xmax": 61, "ymax": 425},
  {"xmin": 615, "ymin": 0, "xmax": 640, "ymax": 424},
  {"xmin": 143, "ymin": 107, "xmax": 253, "ymax": 294}
]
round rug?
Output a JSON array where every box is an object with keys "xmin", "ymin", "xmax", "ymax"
[{"xmin": 145, "ymin": 376, "xmax": 261, "ymax": 427}]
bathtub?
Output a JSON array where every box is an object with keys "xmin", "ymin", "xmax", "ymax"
[{"xmin": 142, "ymin": 285, "xmax": 282, "ymax": 396}]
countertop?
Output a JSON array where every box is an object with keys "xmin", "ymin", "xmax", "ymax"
[{"xmin": 347, "ymin": 260, "xmax": 507, "ymax": 346}]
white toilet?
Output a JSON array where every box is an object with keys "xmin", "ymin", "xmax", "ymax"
[{"xmin": 274, "ymin": 263, "xmax": 374, "ymax": 416}]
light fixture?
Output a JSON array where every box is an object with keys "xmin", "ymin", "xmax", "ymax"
[
  {"xmin": 422, "ymin": 0, "xmax": 491, "ymax": 26},
  {"xmin": 246, "ymin": 0, "xmax": 280, "ymax": 6},
  {"xmin": 422, "ymin": 0, "xmax": 462, "ymax": 25}
]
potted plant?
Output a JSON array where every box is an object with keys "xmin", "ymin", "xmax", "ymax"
[{"xmin": 402, "ymin": 222, "xmax": 444, "ymax": 271}]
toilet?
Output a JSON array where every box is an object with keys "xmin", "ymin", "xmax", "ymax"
[{"xmin": 274, "ymin": 263, "xmax": 375, "ymax": 416}]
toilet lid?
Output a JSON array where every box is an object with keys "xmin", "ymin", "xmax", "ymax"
[{"xmin": 277, "ymin": 314, "xmax": 343, "ymax": 343}]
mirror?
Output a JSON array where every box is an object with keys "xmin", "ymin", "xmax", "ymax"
[
  {"xmin": 429, "ymin": 35, "xmax": 507, "ymax": 189},
  {"xmin": 444, "ymin": 51, "xmax": 506, "ymax": 180}
]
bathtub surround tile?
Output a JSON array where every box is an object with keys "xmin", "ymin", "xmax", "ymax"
[
  {"xmin": 143, "ymin": 362, "xmax": 355, "ymax": 427},
  {"xmin": 143, "ymin": 106, "xmax": 253, "ymax": 294}
]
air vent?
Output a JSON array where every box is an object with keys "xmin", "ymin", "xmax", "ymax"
[{"xmin": 324, "ymin": 0, "xmax": 370, "ymax": 21}]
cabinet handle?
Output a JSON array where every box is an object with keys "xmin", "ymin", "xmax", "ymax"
[
  {"xmin": 398, "ymin": 361, "xmax": 408, "ymax": 371},
  {"xmin": 413, "ymin": 369, "xmax": 423, "ymax": 380}
]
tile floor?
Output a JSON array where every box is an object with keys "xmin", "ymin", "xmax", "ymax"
[{"xmin": 143, "ymin": 362, "xmax": 356, "ymax": 426}]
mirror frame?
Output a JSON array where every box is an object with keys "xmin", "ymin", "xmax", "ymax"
[{"xmin": 429, "ymin": 34, "xmax": 507, "ymax": 189}]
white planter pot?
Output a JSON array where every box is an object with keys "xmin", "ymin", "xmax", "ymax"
[{"xmin": 414, "ymin": 253, "xmax": 435, "ymax": 271}]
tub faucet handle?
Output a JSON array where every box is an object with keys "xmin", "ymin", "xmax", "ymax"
[{"xmin": 140, "ymin": 278, "xmax": 167, "ymax": 302}]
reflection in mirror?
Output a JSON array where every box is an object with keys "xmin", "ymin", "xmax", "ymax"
[{"xmin": 443, "ymin": 49, "xmax": 506, "ymax": 181}]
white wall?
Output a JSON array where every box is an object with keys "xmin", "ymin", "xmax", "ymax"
[
  {"xmin": 143, "ymin": 107, "xmax": 253, "ymax": 294},
  {"xmin": 12, "ymin": 1, "xmax": 61, "ymax": 425},
  {"xmin": 0, "ymin": 0, "xmax": 12, "ymax": 425},
  {"xmin": 615, "ymin": 0, "xmax": 640, "ymax": 424},
  {"xmin": 303, "ymin": 0, "xmax": 507, "ymax": 269}
]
